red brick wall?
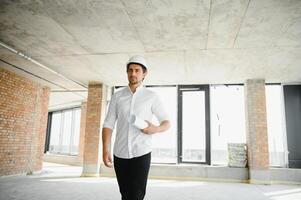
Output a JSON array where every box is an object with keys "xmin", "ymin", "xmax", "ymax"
[
  {"xmin": 83, "ymin": 84, "xmax": 102, "ymax": 166},
  {"xmin": 0, "ymin": 68, "xmax": 50, "ymax": 176},
  {"xmin": 245, "ymin": 79, "xmax": 269, "ymax": 170}
]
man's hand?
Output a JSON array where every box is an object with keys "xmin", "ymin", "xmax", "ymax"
[
  {"xmin": 141, "ymin": 120, "xmax": 171, "ymax": 135},
  {"xmin": 141, "ymin": 120, "xmax": 158, "ymax": 135},
  {"xmin": 103, "ymin": 151, "xmax": 113, "ymax": 168},
  {"xmin": 102, "ymin": 128, "xmax": 113, "ymax": 168}
]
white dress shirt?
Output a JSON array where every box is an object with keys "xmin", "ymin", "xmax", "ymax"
[{"xmin": 103, "ymin": 84, "xmax": 169, "ymax": 159}]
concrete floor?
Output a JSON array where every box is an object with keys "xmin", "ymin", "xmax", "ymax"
[{"xmin": 0, "ymin": 162, "xmax": 300, "ymax": 200}]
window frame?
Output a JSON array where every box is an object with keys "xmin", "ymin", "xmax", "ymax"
[{"xmin": 46, "ymin": 106, "xmax": 81, "ymax": 156}]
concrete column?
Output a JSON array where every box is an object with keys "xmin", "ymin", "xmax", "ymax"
[
  {"xmin": 245, "ymin": 79, "xmax": 270, "ymax": 184},
  {"xmin": 82, "ymin": 82, "xmax": 106, "ymax": 176}
]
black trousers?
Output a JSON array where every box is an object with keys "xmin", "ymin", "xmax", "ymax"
[{"xmin": 114, "ymin": 152, "xmax": 151, "ymax": 200}]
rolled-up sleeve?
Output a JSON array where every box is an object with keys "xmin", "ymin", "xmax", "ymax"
[
  {"xmin": 151, "ymin": 94, "xmax": 169, "ymax": 123},
  {"xmin": 103, "ymin": 93, "xmax": 117, "ymax": 130}
]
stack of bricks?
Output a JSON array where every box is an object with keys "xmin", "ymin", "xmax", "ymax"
[
  {"xmin": 228, "ymin": 143, "xmax": 247, "ymax": 168},
  {"xmin": 0, "ymin": 68, "xmax": 50, "ymax": 176}
]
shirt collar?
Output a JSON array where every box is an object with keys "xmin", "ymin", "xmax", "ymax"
[{"xmin": 127, "ymin": 83, "xmax": 144, "ymax": 94}]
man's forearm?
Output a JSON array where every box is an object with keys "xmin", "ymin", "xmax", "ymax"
[
  {"xmin": 156, "ymin": 120, "xmax": 170, "ymax": 133},
  {"xmin": 102, "ymin": 128, "xmax": 113, "ymax": 152}
]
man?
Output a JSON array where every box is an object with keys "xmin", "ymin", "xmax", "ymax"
[{"xmin": 102, "ymin": 55, "xmax": 170, "ymax": 200}]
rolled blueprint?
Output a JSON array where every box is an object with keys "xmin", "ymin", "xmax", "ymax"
[{"xmin": 129, "ymin": 115, "xmax": 148, "ymax": 129}]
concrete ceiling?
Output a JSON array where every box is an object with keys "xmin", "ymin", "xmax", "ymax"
[{"xmin": 1, "ymin": 0, "xmax": 301, "ymax": 92}]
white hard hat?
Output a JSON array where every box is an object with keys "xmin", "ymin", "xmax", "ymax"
[{"xmin": 127, "ymin": 55, "xmax": 148, "ymax": 69}]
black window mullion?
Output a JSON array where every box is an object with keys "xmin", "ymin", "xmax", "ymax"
[{"xmin": 44, "ymin": 113, "xmax": 52, "ymax": 153}]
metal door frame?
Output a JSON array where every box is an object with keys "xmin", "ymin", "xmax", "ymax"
[{"xmin": 178, "ymin": 85, "xmax": 211, "ymax": 164}]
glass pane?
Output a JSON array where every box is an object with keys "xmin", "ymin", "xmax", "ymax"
[
  {"xmin": 266, "ymin": 85, "xmax": 286, "ymax": 167},
  {"xmin": 210, "ymin": 85, "xmax": 246, "ymax": 165},
  {"xmin": 148, "ymin": 87, "xmax": 177, "ymax": 163},
  {"xmin": 61, "ymin": 110, "xmax": 72, "ymax": 154},
  {"xmin": 71, "ymin": 109, "xmax": 81, "ymax": 155},
  {"xmin": 49, "ymin": 112, "xmax": 62, "ymax": 153},
  {"xmin": 182, "ymin": 91, "xmax": 206, "ymax": 162}
]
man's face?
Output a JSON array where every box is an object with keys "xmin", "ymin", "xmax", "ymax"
[{"xmin": 127, "ymin": 64, "xmax": 147, "ymax": 85}]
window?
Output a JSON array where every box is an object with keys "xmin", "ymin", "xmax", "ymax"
[
  {"xmin": 210, "ymin": 85, "xmax": 246, "ymax": 165},
  {"xmin": 148, "ymin": 86, "xmax": 177, "ymax": 163},
  {"xmin": 48, "ymin": 108, "xmax": 81, "ymax": 155},
  {"xmin": 110, "ymin": 84, "xmax": 246, "ymax": 165},
  {"xmin": 266, "ymin": 85, "xmax": 286, "ymax": 167},
  {"xmin": 71, "ymin": 109, "xmax": 81, "ymax": 155},
  {"xmin": 49, "ymin": 112, "xmax": 62, "ymax": 153},
  {"xmin": 178, "ymin": 85, "xmax": 210, "ymax": 164},
  {"xmin": 61, "ymin": 110, "xmax": 72, "ymax": 154}
]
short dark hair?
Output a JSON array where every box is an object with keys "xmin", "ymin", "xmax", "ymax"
[{"xmin": 126, "ymin": 63, "xmax": 147, "ymax": 73}]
